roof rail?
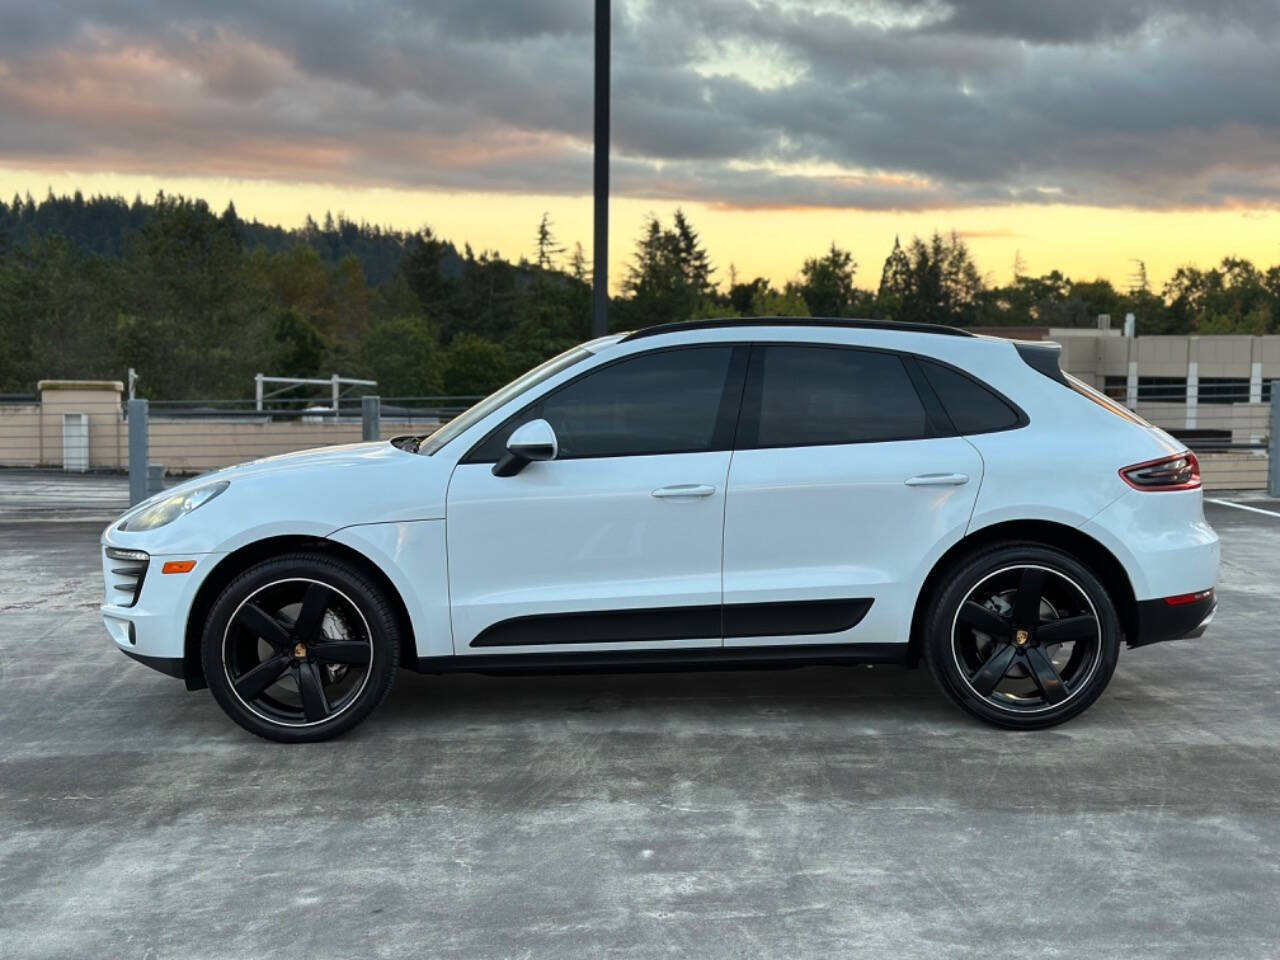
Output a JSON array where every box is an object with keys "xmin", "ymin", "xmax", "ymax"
[{"xmin": 619, "ymin": 316, "xmax": 975, "ymax": 342}]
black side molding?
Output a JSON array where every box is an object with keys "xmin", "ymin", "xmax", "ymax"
[
  {"xmin": 470, "ymin": 599, "xmax": 872, "ymax": 647},
  {"xmin": 722, "ymin": 599, "xmax": 871, "ymax": 638},
  {"xmin": 473, "ymin": 604, "xmax": 720, "ymax": 647},
  {"xmin": 414, "ymin": 642, "xmax": 908, "ymax": 676}
]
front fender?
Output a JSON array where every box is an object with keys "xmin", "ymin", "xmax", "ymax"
[{"xmin": 327, "ymin": 521, "xmax": 453, "ymax": 659}]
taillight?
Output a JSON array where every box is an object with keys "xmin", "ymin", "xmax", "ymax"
[{"xmin": 1120, "ymin": 452, "xmax": 1201, "ymax": 491}]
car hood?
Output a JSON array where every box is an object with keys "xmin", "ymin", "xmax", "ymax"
[
  {"xmin": 106, "ymin": 440, "xmax": 453, "ymax": 555},
  {"xmin": 213, "ymin": 440, "xmax": 408, "ymax": 481}
]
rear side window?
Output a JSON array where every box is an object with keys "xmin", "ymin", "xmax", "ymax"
[
  {"xmin": 749, "ymin": 345, "xmax": 929, "ymax": 447},
  {"xmin": 919, "ymin": 360, "xmax": 1022, "ymax": 434}
]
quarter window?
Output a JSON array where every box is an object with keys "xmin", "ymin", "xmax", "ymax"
[
  {"xmin": 751, "ymin": 346, "xmax": 929, "ymax": 447},
  {"xmin": 918, "ymin": 359, "xmax": 1022, "ymax": 434}
]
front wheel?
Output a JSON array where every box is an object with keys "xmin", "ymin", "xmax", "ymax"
[
  {"xmin": 201, "ymin": 552, "xmax": 400, "ymax": 742},
  {"xmin": 923, "ymin": 543, "xmax": 1120, "ymax": 729}
]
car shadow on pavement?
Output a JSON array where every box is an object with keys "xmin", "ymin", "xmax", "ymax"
[{"xmin": 376, "ymin": 662, "xmax": 960, "ymax": 727}]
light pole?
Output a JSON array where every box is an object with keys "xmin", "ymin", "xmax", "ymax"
[{"xmin": 592, "ymin": 0, "xmax": 610, "ymax": 337}]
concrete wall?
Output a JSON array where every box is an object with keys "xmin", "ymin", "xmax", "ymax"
[
  {"xmin": 1136, "ymin": 401, "xmax": 1270, "ymax": 445},
  {"xmin": 0, "ymin": 382, "xmax": 444, "ymax": 474},
  {"xmin": 147, "ymin": 418, "xmax": 442, "ymax": 474},
  {"xmin": 0, "ymin": 382, "xmax": 125, "ymax": 469},
  {"xmin": 1060, "ymin": 333, "xmax": 1280, "ymax": 387},
  {"xmin": 0, "ymin": 403, "xmax": 41, "ymax": 467},
  {"xmin": 1196, "ymin": 452, "xmax": 1269, "ymax": 491},
  {"xmin": 37, "ymin": 381, "xmax": 126, "ymax": 469}
]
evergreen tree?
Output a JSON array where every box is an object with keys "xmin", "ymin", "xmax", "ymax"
[
  {"xmin": 798, "ymin": 243, "xmax": 858, "ymax": 316},
  {"xmin": 672, "ymin": 208, "xmax": 714, "ymax": 299},
  {"xmin": 535, "ymin": 213, "xmax": 564, "ymax": 271},
  {"xmin": 618, "ymin": 211, "xmax": 717, "ymax": 328},
  {"xmin": 569, "ymin": 242, "xmax": 588, "ymax": 284},
  {"xmin": 879, "ymin": 236, "xmax": 911, "ymax": 300}
]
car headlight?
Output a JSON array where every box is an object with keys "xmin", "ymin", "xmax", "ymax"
[{"xmin": 119, "ymin": 481, "xmax": 229, "ymax": 532}]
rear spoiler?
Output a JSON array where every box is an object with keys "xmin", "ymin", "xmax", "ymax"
[{"xmin": 1014, "ymin": 341, "xmax": 1069, "ymax": 387}]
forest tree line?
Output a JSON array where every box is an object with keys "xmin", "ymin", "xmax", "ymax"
[{"xmin": 2, "ymin": 191, "xmax": 1279, "ymax": 400}]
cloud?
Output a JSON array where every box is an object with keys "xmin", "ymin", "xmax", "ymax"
[{"xmin": 0, "ymin": 0, "xmax": 1277, "ymax": 211}]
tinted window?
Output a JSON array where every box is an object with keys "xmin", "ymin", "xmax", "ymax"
[
  {"xmin": 919, "ymin": 360, "xmax": 1022, "ymax": 434},
  {"xmin": 753, "ymin": 346, "xmax": 929, "ymax": 447},
  {"xmin": 469, "ymin": 347, "xmax": 735, "ymax": 461},
  {"xmin": 545, "ymin": 347, "xmax": 732, "ymax": 457}
]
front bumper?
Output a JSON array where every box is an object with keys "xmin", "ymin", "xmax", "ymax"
[
  {"xmin": 119, "ymin": 648, "xmax": 187, "ymax": 678},
  {"xmin": 101, "ymin": 543, "xmax": 228, "ymax": 684},
  {"xmin": 1130, "ymin": 590, "xmax": 1217, "ymax": 649}
]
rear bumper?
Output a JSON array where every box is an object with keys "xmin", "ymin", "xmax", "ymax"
[{"xmin": 1130, "ymin": 590, "xmax": 1217, "ymax": 649}]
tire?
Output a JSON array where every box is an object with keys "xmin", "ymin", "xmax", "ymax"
[
  {"xmin": 201, "ymin": 551, "xmax": 400, "ymax": 743},
  {"xmin": 923, "ymin": 542, "xmax": 1120, "ymax": 729}
]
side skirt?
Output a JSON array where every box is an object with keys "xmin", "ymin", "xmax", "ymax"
[{"xmin": 411, "ymin": 643, "xmax": 908, "ymax": 676}]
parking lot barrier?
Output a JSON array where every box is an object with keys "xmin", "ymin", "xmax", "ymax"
[
  {"xmin": 127, "ymin": 398, "xmax": 149, "ymax": 506},
  {"xmin": 362, "ymin": 395, "xmax": 381, "ymax": 443},
  {"xmin": 1270, "ymin": 390, "xmax": 1279, "ymax": 497}
]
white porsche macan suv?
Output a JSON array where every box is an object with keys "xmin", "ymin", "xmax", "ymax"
[{"xmin": 101, "ymin": 319, "xmax": 1220, "ymax": 741}]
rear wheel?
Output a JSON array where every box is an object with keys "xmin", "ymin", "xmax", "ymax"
[
  {"xmin": 202, "ymin": 552, "xmax": 399, "ymax": 742},
  {"xmin": 923, "ymin": 543, "xmax": 1120, "ymax": 729}
]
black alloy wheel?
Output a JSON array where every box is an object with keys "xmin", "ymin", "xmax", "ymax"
[
  {"xmin": 925, "ymin": 543, "xmax": 1120, "ymax": 729},
  {"xmin": 203, "ymin": 553, "xmax": 399, "ymax": 742}
]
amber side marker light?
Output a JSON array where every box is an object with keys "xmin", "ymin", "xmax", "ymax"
[{"xmin": 161, "ymin": 560, "xmax": 197, "ymax": 574}]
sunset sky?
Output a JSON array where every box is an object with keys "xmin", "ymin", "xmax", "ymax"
[{"xmin": 2, "ymin": 0, "xmax": 1278, "ymax": 290}]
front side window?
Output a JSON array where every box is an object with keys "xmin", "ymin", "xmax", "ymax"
[
  {"xmin": 467, "ymin": 346, "xmax": 736, "ymax": 461},
  {"xmin": 749, "ymin": 345, "xmax": 929, "ymax": 447}
]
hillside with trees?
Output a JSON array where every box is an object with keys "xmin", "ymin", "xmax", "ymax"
[{"xmin": 2, "ymin": 191, "xmax": 1278, "ymax": 400}]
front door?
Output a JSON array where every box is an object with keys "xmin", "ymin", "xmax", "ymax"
[{"xmin": 446, "ymin": 345, "xmax": 747, "ymax": 655}]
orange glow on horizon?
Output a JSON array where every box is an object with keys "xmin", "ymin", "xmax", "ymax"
[{"xmin": 2, "ymin": 166, "xmax": 1277, "ymax": 293}]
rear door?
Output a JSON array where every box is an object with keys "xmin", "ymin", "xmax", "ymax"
[{"xmin": 721, "ymin": 343, "xmax": 984, "ymax": 649}]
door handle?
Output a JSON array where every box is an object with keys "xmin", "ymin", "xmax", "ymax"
[
  {"xmin": 904, "ymin": 473, "xmax": 970, "ymax": 487},
  {"xmin": 651, "ymin": 484, "xmax": 716, "ymax": 499}
]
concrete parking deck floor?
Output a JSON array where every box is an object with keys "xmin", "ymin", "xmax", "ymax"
[{"xmin": 1, "ymin": 475, "xmax": 1278, "ymax": 959}]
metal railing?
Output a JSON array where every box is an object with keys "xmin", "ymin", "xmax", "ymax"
[
  {"xmin": 122, "ymin": 395, "xmax": 481, "ymax": 492},
  {"xmin": 120, "ymin": 386, "xmax": 1278, "ymax": 505},
  {"xmin": 2, "ymin": 381, "xmax": 1274, "ymax": 503},
  {"xmin": 1121, "ymin": 382, "xmax": 1272, "ymax": 492},
  {"xmin": 253, "ymin": 373, "xmax": 377, "ymax": 413}
]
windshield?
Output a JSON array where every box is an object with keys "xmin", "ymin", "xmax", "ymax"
[{"xmin": 417, "ymin": 345, "xmax": 594, "ymax": 455}]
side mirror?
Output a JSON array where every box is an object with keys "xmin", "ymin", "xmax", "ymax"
[{"xmin": 493, "ymin": 418, "xmax": 558, "ymax": 477}]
